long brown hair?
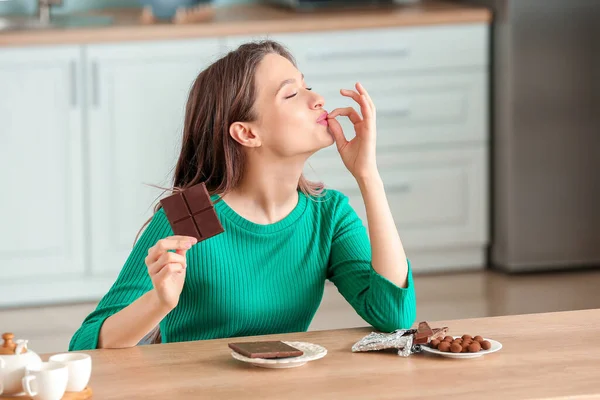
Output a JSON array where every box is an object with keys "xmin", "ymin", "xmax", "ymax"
[{"xmin": 136, "ymin": 40, "xmax": 324, "ymax": 344}]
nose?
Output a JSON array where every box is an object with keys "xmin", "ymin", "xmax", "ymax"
[{"xmin": 310, "ymin": 90, "xmax": 325, "ymax": 110}]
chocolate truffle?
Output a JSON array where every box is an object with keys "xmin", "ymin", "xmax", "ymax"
[
  {"xmin": 438, "ymin": 342, "xmax": 451, "ymax": 352},
  {"xmin": 462, "ymin": 334, "xmax": 472, "ymax": 341},
  {"xmin": 430, "ymin": 339, "xmax": 440, "ymax": 349},
  {"xmin": 450, "ymin": 343, "xmax": 462, "ymax": 353},
  {"xmin": 443, "ymin": 336, "xmax": 454, "ymax": 342},
  {"xmin": 481, "ymin": 340, "xmax": 492, "ymax": 350},
  {"xmin": 474, "ymin": 335, "xmax": 484, "ymax": 343},
  {"xmin": 468, "ymin": 342, "xmax": 482, "ymax": 353}
]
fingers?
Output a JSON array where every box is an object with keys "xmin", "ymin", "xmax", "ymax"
[
  {"xmin": 148, "ymin": 251, "xmax": 187, "ymax": 276},
  {"xmin": 355, "ymin": 82, "xmax": 376, "ymax": 113},
  {"xmin": 146, "ymin": 236, "xmax": 197, "ymax": 265},
  {"xmin": 154, "ymin": 262, "xmax": 185, "ymax": 283},
  {"xmin": 326, "ymin": 117, "xmax": 348, "ymax": 151},
  {"xmin": 339, "ymin": 88, "xmax": 361, "ymax": 105},
  {"xmin": 331, "ymin": 83, "xmax": 375, "ymax": 122},
  {"xmin": 328, "ymin": 106, "xmax": 362, "ymax": 124}
]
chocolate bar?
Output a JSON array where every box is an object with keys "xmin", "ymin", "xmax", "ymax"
[
  {"xmin": 160, "ymin": 182, "xmax": 224, "ymax": 242},
  {"xmin": 228, "ymin": 341, "xmax": 304, "ymax": 359},
  {"xmin": 414, "ymin": 321, "xmax": 434, "ymax": 345}
]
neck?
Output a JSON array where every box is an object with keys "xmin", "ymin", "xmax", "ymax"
[{"xmin": 221, "ymin": 155, "xmax": 305, "ymax": 225}]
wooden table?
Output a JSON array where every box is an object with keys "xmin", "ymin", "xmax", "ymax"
[{"xmin": 44, "ymin": 309, "xmax": 600, "ymax": 399}]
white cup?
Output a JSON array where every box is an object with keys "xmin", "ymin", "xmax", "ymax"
[
  {"xmin": 48, "ymin": 353, "xmax": 92, "ymax": 392},
  {"xmin": 22, "ymin": 361, "xmax": 68, "ymax": 400},
  {"xmin": 0, "ymin": 357, "xmax": 5, "ymax": 395}
]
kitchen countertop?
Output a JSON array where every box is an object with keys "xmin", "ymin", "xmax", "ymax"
[
  {"xmin": 32, "ymin": 309, "xmax": 600, "ymax": 399},
  {"xmin": 0, "ymin": 1, "xmax": 491, "ymax": 47}
]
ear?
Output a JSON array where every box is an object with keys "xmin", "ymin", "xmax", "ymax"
[{"xmin": 229, "ymin": 122, "xmax": 261, "ymax": 148}]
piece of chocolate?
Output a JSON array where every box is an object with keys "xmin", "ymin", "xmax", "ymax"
[
  {"xmin": 437, "ymin": 342, "xmax": 451, "ymax": 352},
  {"xmin": 468, "ymin": 342, "xmax": 481, "ymax": 353},
  {"xmin": 228, "ymin": 341, "xmax": 304, "ymax": 359},
  {"xmin": 160, "ymin": 182, "xmax": 224, "ymax": 243},
  {"xmin": 450, "ymin": 343, "xmax": 462, "ymax": 353},
  {"xmin": 414, "ymin": 321, "xmax": 434, "ymax": 345},
  {"xmin": 430, "ymin": 327, "xmax": 448, "ymax": 341}
]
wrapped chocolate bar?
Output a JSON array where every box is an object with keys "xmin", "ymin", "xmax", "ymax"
[
  {"xmin": 351, "ymin": 329, "xmax": 418, "ymax": 357},
  {"xmin": 351, "ymin": 322, "xmax": 449, "ymax": 357}
]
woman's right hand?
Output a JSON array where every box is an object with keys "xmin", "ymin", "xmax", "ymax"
[{"xmin": 145, "ymin": 236, "xmax": 198, "ymax": 310}]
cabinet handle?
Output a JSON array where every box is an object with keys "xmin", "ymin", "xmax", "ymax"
[
  {"xmin": 378, "ymin": 109, "xmax": 411, "ymax": 117},
  {"xmin": 70, "ymin": 61, "xmax": 77, "ymax": 108},
  {"xmin": 377, "ymin": 103, "xmax": 412, "ymax": 118},
  {"xmin": 306, "ymin": 48, "xmax": 409, "ymax": 62},
  {"xmin": 91, "ymin": 61, "xmax": 99, "ymax": 108},
  {"xmin": 393, "ymin": 183, "xmax": 412, "ymax": 194}
]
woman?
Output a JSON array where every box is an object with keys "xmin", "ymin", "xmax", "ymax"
[{"xmin": 69, "ymin": 40, "xmax": 416, "ymax": 351}]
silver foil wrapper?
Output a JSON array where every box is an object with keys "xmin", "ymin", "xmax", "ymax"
[{"xmin": 351, "ymin": 329, "xmax": 420, "ymax": 357}]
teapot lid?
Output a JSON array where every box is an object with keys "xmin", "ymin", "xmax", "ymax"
[{"xmin": 0, "ymin": 333, "xmax": 27, "ymax": 355}]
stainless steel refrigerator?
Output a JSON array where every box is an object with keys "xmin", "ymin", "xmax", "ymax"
[{"xmin": 455, "ymin": 0, "xmax": 600, "ymax": 271}]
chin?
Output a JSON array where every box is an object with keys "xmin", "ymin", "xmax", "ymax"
[
  {"xmin": 319, "ymin": 127, "xmax": 335, "ymax": 147},
  {"xmin": 294, "ymin": 129, "xmax": 335, "ymax": 157}
]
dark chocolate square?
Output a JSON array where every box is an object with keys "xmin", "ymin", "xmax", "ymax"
[
  {"xmin": 193, "ymin": 208, "xmax": 224, "ymax": 239},
  {"xmin": 160, "ymin": 193, "xmax": 189, "ymax": 223},
  {"xmin": 160, "ymin": 182, "xmax": 224, "ymax": 243},
  {"xmin": 172, "ymin": 218, "xmax": 200, "ymax": 240},
  {"xmin": 182, "ymin": 182, "xmax": 212, "ymax": 214}
]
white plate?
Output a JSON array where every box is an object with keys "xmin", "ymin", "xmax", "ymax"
[
  {"xmin": 420, "ymin": 336, "xmax": 502, "ymax": 359},
  {"xmin": 231, "ymin": 341, "xmax": 327, "ymax": 369}
]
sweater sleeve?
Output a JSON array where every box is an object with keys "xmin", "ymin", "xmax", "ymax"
[
  {"xmin": 68, "ymin": 210, "xmax": 173, "ymax": 351},
  {"xmin": 326, "ymin": 192, "xmax": 417, "ymax": 332}
]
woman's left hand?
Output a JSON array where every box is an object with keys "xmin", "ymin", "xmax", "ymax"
[{"xmin": 327, "ymin": 82, "xmax": 378, "ymax": 179}]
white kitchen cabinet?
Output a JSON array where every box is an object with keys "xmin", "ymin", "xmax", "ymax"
[
  {"xmin": 85, "ymin": 38, "xmax": 221, "ymax": 278},
  {"xmin": 0, "ymin": 46, "xmax": 86, "ymax": 285},
  {"xmin": 223, "ymin": 24, "xmax": 488, "ymax": 75},
  {"xmin": 307, "ymin": 71, "xmax": 487, "ymax": 151}
]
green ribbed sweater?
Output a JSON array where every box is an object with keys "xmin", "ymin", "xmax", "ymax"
[{"xmin": 69, "ymin": 189, "xmax": 416, "ymax": 351}]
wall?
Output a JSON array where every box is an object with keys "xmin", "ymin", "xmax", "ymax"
[{"xmin": 0, "ymin": 0, "xmax": 249, "ymax": 15}]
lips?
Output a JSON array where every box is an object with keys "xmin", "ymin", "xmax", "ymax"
[{"xmin": 316, "ymin": 111, "xmax": 328, "ymax": 126}]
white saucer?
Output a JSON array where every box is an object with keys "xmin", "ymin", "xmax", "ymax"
[
  {"xmin": 0, "ymin": 392, "xmax": 27, "ymax": 398},
  {"xmin": 420, "ymin": 336, "xmax": 502, "ymax": 359},
  {"xmin": 231, "ymin": 341, "xmax": 327, "ymax": 369}
]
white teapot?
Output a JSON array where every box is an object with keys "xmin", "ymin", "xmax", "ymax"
[{"xmin": 0, "ymin": 332, "xmax": 42, "ymax": 396}]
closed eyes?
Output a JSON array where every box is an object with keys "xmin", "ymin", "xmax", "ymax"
[{"xmin": 285, "ymin": 87, "xmax": 313, "ymax": 99}]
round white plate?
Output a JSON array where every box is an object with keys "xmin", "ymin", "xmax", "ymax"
[
  {"xmin": 420, "ymin": 336, "xmax": 502, "ymax": 359},
  {"xmin": 231, "ymin": 341, "xmax": 327, "ymax": 369}
]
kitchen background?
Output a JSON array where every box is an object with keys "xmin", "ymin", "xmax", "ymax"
[{"xmin": 1, "ymin": 0, "xmax": 599, "ymax": 354}]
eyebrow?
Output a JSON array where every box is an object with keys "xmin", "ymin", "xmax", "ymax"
[{"xmin": 277, "ymin": 73, "xmax": 305, "ymax": 93}]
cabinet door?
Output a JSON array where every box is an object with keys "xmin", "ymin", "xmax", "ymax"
[
  {"xmin": 86, "ymin": 39, "xmax": 221, "ymax": 277},
  {"xmin": 0, "ymin": 46, "xmax": 85, "ymax": 280},
  {"xmin": 305, "ymin": 146, "xmax": 488, "ymax": 262}
]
